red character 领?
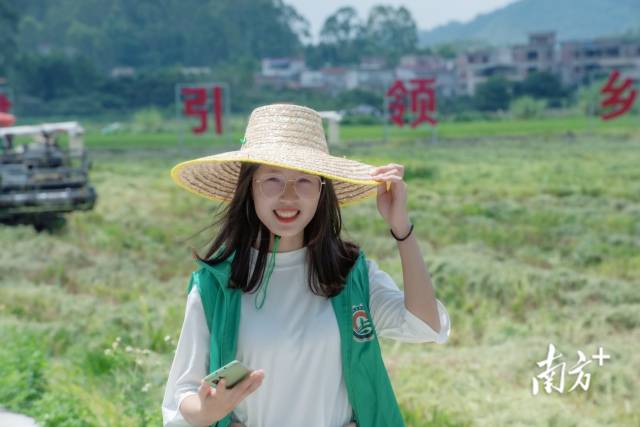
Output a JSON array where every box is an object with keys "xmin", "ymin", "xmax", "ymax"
[
  {"xmin": 409, "ymin": 78, "xmax": 437, "ymax": 127},
  {"xmin": 385, "ymin": 79, "xmax": 438, "ymax": 127},
  {"xmin": 386, "ymin": 80, "xmax": 407, "ymax": 127}
]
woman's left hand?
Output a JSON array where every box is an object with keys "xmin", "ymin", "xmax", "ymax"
[{"xmin": 368, "ymin": 163, "xmax": 411, "ymax": 237}]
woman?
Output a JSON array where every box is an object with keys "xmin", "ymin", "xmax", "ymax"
[{"xmin": 162, "ymin": 104, "xmax": 451, "ymax": 427}]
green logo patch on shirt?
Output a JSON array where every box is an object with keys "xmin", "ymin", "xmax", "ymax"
[{"xmin": 352, "ymin": 303, "xmax": 374, "ymax": 342}]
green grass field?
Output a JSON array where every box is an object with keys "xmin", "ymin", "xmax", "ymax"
[
  {"xmin": 21, "ymin": 111, "xmax": 637, "ymax": 150},
  {"xmin": 1, "ymin": 116, "xmax": 639, "ymax": 426}
]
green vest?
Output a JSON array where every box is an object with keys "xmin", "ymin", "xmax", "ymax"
[{"xmin": 186, "ymin": 248, "xmax": 405, "ymax": 427}]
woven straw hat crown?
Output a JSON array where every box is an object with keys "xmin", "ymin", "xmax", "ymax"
[
  {"xmin": 245, "ymin": 103, "xmax": 329, "ymax": 153},
  {"xmin": 171, "ymin": 103, "xmax": 380, "ymax": 206}
]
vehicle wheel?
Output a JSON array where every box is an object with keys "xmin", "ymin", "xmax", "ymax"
[{"xmin": 33, "ymin": 215, "xmax": 67, "ymax": 233}]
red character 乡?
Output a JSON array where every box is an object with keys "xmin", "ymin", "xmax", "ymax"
[{"xmin": 600, "ymin": 69, "xmax": 637, "ymax": 121}]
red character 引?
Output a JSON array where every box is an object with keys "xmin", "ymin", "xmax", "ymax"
[
  {"xmin": 181, "ymin": 86, "xmax": 224, "ymax": 134},
  {"xmin": 181, "ymin": 87, "xmax": 208, "ymax": 133},
  {"xmin": 0, "ymin": 94, "xmax": 11, "ymax": 113}
]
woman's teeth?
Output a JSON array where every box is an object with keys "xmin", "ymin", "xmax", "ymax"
[{"xmin": 274, "ymin": 210, "xmax": 300, "ymax": 218}]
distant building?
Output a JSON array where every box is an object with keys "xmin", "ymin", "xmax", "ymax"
[
  {"xmin": 356, "ymin": 68, "xmax": 394, "ymax": 91},
  {"xmin": 299, "ymin": 70, "xmax": 325, "ymax": 89},
  {"xmin": 396, "ymin": 54, "xmax": 463, "ymax": 97},
  {"xmin": 260, "ymin": 57, "xmax": 305, "ymax": 78},
  {"xmin": 256, "ymin": 31, "xmax": 640, "ymax": 99},
  {"xmin": 359, "ymin": 56, "xmax": 387, "ymax": 71},
  {"xmin": 110, "ymin": 67, "xmax": 135, "ymax": 78},
  {"xmin": 319, "ymin": 67, "xmax": 359, "ymax": 94},
  {"xmin": 511, "ymin": 31, "xmax": 559, "ymax": 80},
  {"xmin": 456, "ymin": 47, "xmax": 517, "ymax": 95},
  {"xmin": 356, "ymin": 56, "xmax": 394, "ymax": 91},
  {"xmin": 180, "ymin": 66, "xmax": 212, "ymax": 77},
  {"xmin": 560, "ymin": 36, "xmax": 640, "ymax": 86},
  {"xmin": 256, "ymin": 57, "xmax": 305, "ymax": 89}
]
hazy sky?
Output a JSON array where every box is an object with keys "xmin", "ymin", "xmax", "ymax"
[{"xmin": 286, "ymin": 0, "xmax": 519, "ymax": 41}]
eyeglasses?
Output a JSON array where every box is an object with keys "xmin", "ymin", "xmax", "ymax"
[{"xmin": 254, "ymin": 173, "xmax": 325, "ymax": 199}]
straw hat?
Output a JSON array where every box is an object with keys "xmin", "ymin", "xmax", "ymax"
[{"xmin": 170, "ymin": 103, "xmax": 381, "ymax": 206}]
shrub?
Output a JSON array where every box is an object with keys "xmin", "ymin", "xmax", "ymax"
[
  {"xmin": 131, "ymin": 107, "xmax": 167, "ymax": 133},
  {"xmin": 509, "ymin": 96, "xmax": 547, "ymax": 119}
]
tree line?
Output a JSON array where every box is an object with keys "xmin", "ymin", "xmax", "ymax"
[{"xmin": 0, "ymin": 0, "xmax": 578, "ymax": 117}]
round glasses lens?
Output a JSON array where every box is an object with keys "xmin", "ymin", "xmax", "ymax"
[
  {"xmin": 296, "ymin": 177, "xmax": 321, "ymax": 198},
  {"xmin": 261, "ymin": 176, "xmax": 285, "ymax": 197}
]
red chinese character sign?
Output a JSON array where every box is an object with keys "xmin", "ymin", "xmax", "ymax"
[
  {"xmin": 0, "ymin": 90, "xmax": 16, "ymax": 127},
  {"xmin": 385, "ymin": 79, "xmax": 438, "ymax": 128},
  {"xmin": 0, "ymin": 93, "xmax": 11, "ymax": 113},
  {"xmin": 600, "ymin": 69, "xmax": 637, "ymax": 121},
  {"xmin": 176, "ymin": 82, "xmax": 230, "ymax": 144}
]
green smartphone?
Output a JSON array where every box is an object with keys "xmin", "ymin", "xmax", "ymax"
[{"xmin": 203, "ymin": 359, "xmax": 252, "ymax": 389}]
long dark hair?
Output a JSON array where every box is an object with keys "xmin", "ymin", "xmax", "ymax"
[{"xmin": 193, "ymin": 162, "xmax": 361, "ymax": 298}]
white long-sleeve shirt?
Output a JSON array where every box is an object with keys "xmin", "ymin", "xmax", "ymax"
[{"xmin": 162, "ymin": 246, "xmax": 451, "ymax": 427}]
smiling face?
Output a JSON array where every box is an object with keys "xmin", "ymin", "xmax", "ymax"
[{"xmin": 251, "ymin": 164, "xmax": 323, "ymax": 251}]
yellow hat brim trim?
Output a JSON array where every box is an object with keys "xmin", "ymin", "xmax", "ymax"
[{"xmin": 170, "ymin": 158, "xmax": 381, "ymax": 207}]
